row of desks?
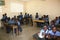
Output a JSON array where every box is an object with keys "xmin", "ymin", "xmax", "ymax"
[
  {"xmin": 1, "ymin": 20, "xmax": 45, "ymax": 36},
  {"xmin": 1, "ymin": 22, "xmax": 18, "ymax": 35},
  {"xmin": 33, "ymin": 20, "xmax": 45, "ymax": 27}
]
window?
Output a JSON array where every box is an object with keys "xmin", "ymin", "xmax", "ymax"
[
  {"xmin": 0, "ymin": 6, "xmax": 2, "ymax": 12},
  {"xmin": 10, "ymin": 2, "xmax": 23, "ymax": 12}
]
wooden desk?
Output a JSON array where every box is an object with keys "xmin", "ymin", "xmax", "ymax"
[
  {"xmin": 33, "ymin": 20, "xmax": 45, "ymax": 27},
  {"xmin": 3, "ymin": 22, "xmax": 18, "ymax": 35},
  {"xmin": 10, "ymin": 25, "xmax": 18, "ymax": 35}
]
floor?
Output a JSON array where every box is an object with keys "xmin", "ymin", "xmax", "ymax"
[{"xmin": 0, "ymin": 24, "xmax": 40, "ymax": 40}]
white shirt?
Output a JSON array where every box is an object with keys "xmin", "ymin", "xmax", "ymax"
[{"xmin": 38, "ymin": 29, "xmax": 49, "ymax": 38}]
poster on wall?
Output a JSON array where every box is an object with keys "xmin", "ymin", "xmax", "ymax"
[{"xmin": 0, "ymin": 0, "xmax": 5, "ymax": 6}]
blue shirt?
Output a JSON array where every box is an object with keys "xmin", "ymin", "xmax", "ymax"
[
  {"xmin": 2, "ymin": 16, "xmax": 7, "ymax": 20},
  {"xmin": 55, "ymin": 19, "xmax": 59, "ymax": 25},
  {"xmin": 19, "ymin": 15, "xmax": 23, "ymax": 20},
  {"xmin": 43, "ymin": 17, "xmax": 49, "ymax": 22},
  {"xmin": 8, "ymin": 20, "xmax": 15, "ymax": 25},
  {"xmin": 17, "ymin": 21, "xmax": 20, "ymax": 26},
  {"xmin": 24, "ymin": 14, "xmax": 28, "ymax": 18},
  {"xmin": 48, "ymin": 30, "xmax": 60, "ymax": 36}
]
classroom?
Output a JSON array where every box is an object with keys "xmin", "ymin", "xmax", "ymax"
[{"xmin": 0, "ymin": 0, "xmax": 60, "ymax": 40}]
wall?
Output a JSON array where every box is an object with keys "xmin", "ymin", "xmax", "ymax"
[
  {"xmin": 0, "ymin": 0, "xmax": 60, "ymax": 21},
  {"xmin": 0, "ymin": 0, "xmax": 25, "ymax": 19},
  {"xmin": 25, "ymin": 0, "xmax": 60, "ymax": 21}
]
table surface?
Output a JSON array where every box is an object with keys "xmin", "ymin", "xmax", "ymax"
[{"xmin": 33, "ymin": 20, "xmax": 45, "ymax": 22}]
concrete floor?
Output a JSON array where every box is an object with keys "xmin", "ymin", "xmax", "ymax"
[{"xmin": 0, "ymin": 25, "xmax": 40, "ymax": 40}]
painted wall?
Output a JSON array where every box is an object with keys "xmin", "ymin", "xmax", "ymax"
[
  {"xmin": 25, "ymin": 0, "xmax": 60, "ymax": 21},
  {"xmin": 0, "ymin": 0, "xmax": 60, "ymax": 21},
  {"xmin": 0, "ymin": 0, "xmax": 25, "ymax": 19}
]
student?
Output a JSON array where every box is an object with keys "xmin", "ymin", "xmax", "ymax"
[
  {"xmin": 24, "ymin": 13, "xmax": 28, "ymax": 18},
  {"xmin": 8, "ymin": 18, "xmax": 15, "ymax": 25},
  {"xmin": 18, "ymin": 12, "xmax": 23, "ymax": 25},
  {"xmin": 35, "ymin": 12, "xmax": 40, "ymax": 27},
  {"xmin": 47, "ymin": 27, "xmax": 60, "ymax": 40},
  {"xmin": 13, "ymin": 16, "xmax": 17, "ymax": 20},
  {"xmin": 24, "ymin": 13, "xmax": 28, "ymax": 24},
  {"xmin": 1, "ymin": 13, "xmax": 7, "ymax": 22},
  {"xmin": 38, "ymin": 25, "xmax": 49, "ymax": 40},
  {"xmin": 55, "ymin": 17, "xmax": 59, "ymax": 25},
  {"xmin": 15, "ymin": 19, "xmax": 22, "ymax": 35},
  {"xmin": 43, "ymin": 15, "xmax": 49, "ymax": 25},
  {"xmin": 35, "ymin": 12, "xmax": 39, "ymax": 20},
  {"xmin": 46, "ymin": 15, "xmax": 49, "ymax": 25},
  {"xmin": 6, "ymin": 18, "xmax": 15, "ymax": 33},
  {"xmin": 29, "ymin": 14, "xmax": 32, "ymax": 18},
  {"xmin": 19, "ymin": 12, "xmax": 23, "ymax": 20}
]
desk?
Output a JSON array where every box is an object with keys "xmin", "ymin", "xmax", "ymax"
[
  {"xmin": 33, "ymin": 20, "xmax": 45, "ymax": 27},
  {"xmin": 10, "ymin": 25, "xmax": 18, "ymax": 35},
  {"xmin": 3, "ymin": 23, "xmax": 18, "ymax": 35}
]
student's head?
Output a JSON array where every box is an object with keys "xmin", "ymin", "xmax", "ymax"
[
  {"xmin": 20, "ymin": 12, "xmax": 22, "ymax": 15},
  {"xmin": 14, "ymin": 16, "xmax": 16, "ymax": 18},
  {"xmin": 5, "ymin": 13, "xmax": 7, "ymax": 16},
  {"xmin": 55, "ymin": 17, "xmax": 59, "ymax": 20},
  {"xmin": 3, "ymin": 14, "xmax": 4, "ymax": 17},
  {"xmin": 51, "ymin": 20, "xmax": 55, "ymax": 25},
  {"xmin": 52, "ymin": 27, "xmax": 57, "ymax": 32},
  {"xmin": 25, "ymin": 13, "xmax": 27, "ymax": 15},
  {"xmin": 36, "ymin": 12, "xmax": 38, "ymax": 15},
  {"xmin": 43, "ymin": 15, "xmax": 46, "ymax": 18},
  {"xmin": 43, "ymin": 25, "xmax": 48, "ymax": 31},
  {"xmin": 28, "ymin": 14, "xmax": 29, "ymax": 16}
]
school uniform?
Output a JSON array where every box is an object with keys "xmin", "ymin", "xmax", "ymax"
[
  {"xmin": 19, "ymin": 15, "xmax": 23, "ymax": 20},
  {"xmin": 16, "ymin": 21, "xmax": 22, "ymax": 32},
  {"xmin": 19, "ymin": 15, "xmax": 23, "ymax": 24},
  {"xmin": 38, "ymin": 29, "xmax": 49, "ymax": 40},
  {"xmin": 48, "ymin": 30, "xmax": 60, "ymax": 40},
  {"xmin": 43, "ymin": 17, "xmax": 49, "ymax": 25},
  {"xmin": 55, "ymin": 19, "xmax": 59, "ymax": 25},
  {"xmin": 6, "ymin": 19, "xmax": 15, "ymax": 33},
  {"xmin": 1, "ymin": 16, "xmax": 7, "ymax": 22},
  {"xmin": 8, "ymin": 19, "xmax": 15, "ymax": 25},
  {"xmin": 24, "ymin": 14, "xmax": 28, "ymax": 24},
  {"xmin": 48, "ymin": 30, "xmax": 60, "ymax": 36}
]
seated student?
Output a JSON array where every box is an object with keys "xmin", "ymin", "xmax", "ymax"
[
  {"xmin": 46, "ymin": 15, "xmax": 49, "ymax": 25},
  {"xmin": 5, "ymin": 18, "xmax": 16, "ymax": 33},
  {"xmin": 24, "ymin": 13, "xmax": 28, "ymax": 18},
  {"xmin": 26, "ymin": 14, "xmax": 29, "ymax": 24},
  {"xmin": 38, "ymin": 25, "xmax": 49, "ymax": 40},
  {"xmin": 35, "ymin": 12, "xmax": 40, "ymax": 27},
  {"xmin": 15, "ymin": 19, "xmax": 22, "ymax": 35},
  {"xmin": 18, "ymin": 12, "xmax": 23, "ymax": 25},
  {"xmin": 1, "ymin": 13, "xmax": 8, "ymax": 22},
  {"xmin": 50, "ymin": 20, "xmax": 55, "ymax": 27},
  {"xmin": 55, "ymin": 17, "xmax": 59, "ymax": 26},
  {"xmin": 29, "ymin": 14, "xmax": 33, "ymax": 25},
  {"xmin": 46, "ymin": 27, "xmax": 60, "ymax": 40},
  {"xmin": 35, "ymin": 12, "xmax": 39, "ymax": 20},
  {"xmin": 24, "ymin": 13, "xmax": 28, "ymax": 24},
  {"xmin": 43, "ymin": 15, "xmax": 49, "ymax": 25},
  {"xmin": 8, "ymin": 18, "xmax": 15, "ymax": 25},
  {"xmin": 29, "ymin": 14, "xmax": 32, "ymax": 18},
  {"xmin": 13, "ymin": 15, "xmax": 17, "ymax": 20}
]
